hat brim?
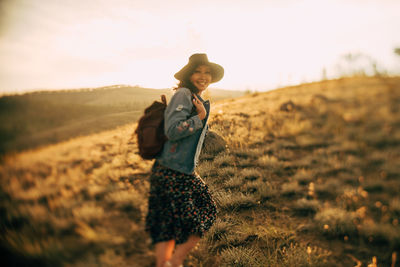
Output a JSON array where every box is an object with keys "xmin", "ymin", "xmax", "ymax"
[{"xmin": 174, "ymin": 61, "xmax": 224, "ymax": 83}]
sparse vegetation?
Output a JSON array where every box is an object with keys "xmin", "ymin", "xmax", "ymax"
[
  {"xmin": 281, "ymin": 181, "xmax": 303, "ymax": 197},
  {"xmin": 292, "ymin": 198, "xmax": 321, "ymax": 216},
  {"xmin": 1, "ymin": 76, "xmax": 400, "ymax": 266},
  {"xmin": 214, "ymin": 190, "xmax": 258, "ymax": 212},
  {"xmin": 314, "ymin": 207, "xmax": 358, "ymax": 238},
  {"xmin": 219, "ymin": 247, "xmax": 265, "ymax": 267},
  {"xmin": 0, "ymin": 86, "xmax": 243, "ymax": 156}
]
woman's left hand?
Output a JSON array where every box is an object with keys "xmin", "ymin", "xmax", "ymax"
[{"xmin": 192, "ymin": 95, "xmax": 206, "ymax": 120}]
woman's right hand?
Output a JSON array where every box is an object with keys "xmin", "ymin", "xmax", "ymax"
[{"xmin": 192, "ymin": 94, "xmax": 206, "ymax": 120}]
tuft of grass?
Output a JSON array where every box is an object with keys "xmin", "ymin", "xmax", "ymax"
[
  {"xmin": 360, "ymin": 222, "xmax": 400, "ymax": 247},
  {"xmin": 292, "ymin": 169, "xmax": 314, "ymax": 185},
  {"xmin": 200, "ymin": 131, "xmax": 227, "ymax": 159},
  {"xmin": 244, "ymin": 180, "xmax": 277, "ymax": 200},
  {"xmin": 205, "ymin": 218, "xmax": 235, "ymax": 243},
  {"xmin": 197, "ymin": 160, "xmax": 218, "ymax": 178},
  {"xmin": 279, "ymin": 118, "xmax": 312, "ymax": 137},
  {"xmin": 257, "ymin": 155, "xmax": 281, "ymax": 168},
  {"xmin": 381, "ymin": 160, "xmax": 400, "ymax": 180},
  {"xmin": 98, "ymin": 249, "xmax": 127, "ymax": 267},
  {"xmin": 236, "ymin": 158, "xmax": 259, "ymax": 168},
  {"xmin": 292, "ymin": 198, "xmax": 321, "ymax": 216},
  {"xmin": 256, "ymin": 224, "xmax": 296, "ymax": 250},
  {"xmin": 389, "ymin": 198, "xmax": 400, "ymax": 215},
  {"xmin": 224, "ymin": 175, "xmax": 244, "ymax": 190},
  {"xmin": 363, "ymin": 179, "xmax": 385, "ymax": 193},
  {"xmin": 314, "ymin": 208, "xmax": 357, "ymax": 238},
  {"xmin": 280, "ymin": 243, "xmax": 332, "ymax": 267},
  {"xmin": 216, "ymin": 224, "xmax": 333, "ymax": 267},
  {"xmin": 239, "ymin": 168, "xmax": 262, "ymax": 181},
  {"xmin": 214, "ymin": 190, "xmax": 258, "ymax": 212},
  {"xmin": 72, "ymin": 202, "xmax": 105, "ymax": 223},
  {"xmin": 281, "ymin": 181, "xmax": 303, "ymax": 197},
  {"xmin": 104, "ymin": 189, "xmax": 144, "ymax": 222},
  {"xmin": 219, "ymin": 246, "xmax": 265, "ymax": 267},
  {"xmin": 213, "ymin": 154, "xmax": 236, "ymax": 168},
  {"xmin": 217, "ymin": 167, "xmax": 237, "ymax": 178},
  {"xmin": 232, "ymin": 148, "xmax": 262, "ymax": 159},
  {"xmin": 314, "ymin": 179, "xmax": 343, "ymax": 199}
]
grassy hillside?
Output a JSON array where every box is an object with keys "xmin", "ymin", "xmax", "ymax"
[
  {"xmin": 0, "ymin": 85, "xmax": 243, "ymax": 155},
  {"xmin": 0, "ymin": 76, "xmax": 399, "ymax": 266}
]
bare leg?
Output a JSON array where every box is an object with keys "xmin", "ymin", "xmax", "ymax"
[
  {"xmin": 168, "ymin": 235, "xmax": 201, "ymax": 267},
  {"xmin": 155, "ymin": 240, "xmax": 175, "ymax": 267}
]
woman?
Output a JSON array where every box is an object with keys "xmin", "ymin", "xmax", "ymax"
[{"xmin": 145, "ymin": 53, "xmax": 224, "ymax": 267}]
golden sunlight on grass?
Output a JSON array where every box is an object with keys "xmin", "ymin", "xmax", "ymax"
[
  {"xmin": 0, "ymin": 124, "xmax": 154, "ymax": 266},
  {"xmin": 1, "ymin": 76, "xmax": 400, "ymax": 266}
]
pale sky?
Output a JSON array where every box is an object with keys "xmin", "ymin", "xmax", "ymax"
[{"xmin": 1, "ymin": 0, "xmax": 399, "ymax": 93}]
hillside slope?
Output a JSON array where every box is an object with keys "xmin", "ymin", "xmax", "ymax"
[
  {"xmin": 0, "ymin": 76, "xmax": 399, "ymax": 266},
  {"xmin": 0, "ymin": 85, "xmax": 243, "ymax": 155}
]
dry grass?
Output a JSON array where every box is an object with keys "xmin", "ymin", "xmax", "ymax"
[
  {"xmin": 1, "ymin": 76, "xmax": 400, "ymax": 266},
  {"xmin": 314, "ymin": 207, "xmax": 358, "ymax": 238},
  {"xmin": 0, "ymin": 124, "xmax": 153, "ymax": 266},
  {"xmin": 292, "ymin": 198, "xmax": 321, "ymax": 216}
]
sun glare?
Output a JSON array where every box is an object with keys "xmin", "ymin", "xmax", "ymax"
[{"xmin": 0, "ymin": 0, "xmax": 399, "ymax": 92}]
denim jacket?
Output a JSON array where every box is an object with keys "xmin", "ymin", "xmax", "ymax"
[{"xmin": 156, "ymin": 87, "xmax": 210, "ymax": 174}]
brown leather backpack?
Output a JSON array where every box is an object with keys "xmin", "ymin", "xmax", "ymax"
[{"xmin": 135, "ymin": 95, "xmax": 168, "ymax": 159}]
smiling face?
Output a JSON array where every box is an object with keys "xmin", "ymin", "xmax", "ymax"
[{"xmin": 189, "ymin": 65, "xmax": 212, "ymax": 94}]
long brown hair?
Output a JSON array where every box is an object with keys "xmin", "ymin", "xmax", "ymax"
[
  {"xmin": 173, "ymin": 64, "xmax": 201, "ymax": 94},
  {"xmin": 173, "ymin": 79, "xmax": 199, "ymax": 94}
]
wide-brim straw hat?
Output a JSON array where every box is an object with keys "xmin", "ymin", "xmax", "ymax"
[{"xmin": 174, "ymin": 53, "xmax": 224, "ymax": 83}]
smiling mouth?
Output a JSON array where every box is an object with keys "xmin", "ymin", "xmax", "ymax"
[{"xmin": 197, "ymin": 81, "xmax": 207, "ymax": 86}]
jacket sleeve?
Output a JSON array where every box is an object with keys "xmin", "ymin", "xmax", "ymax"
[{"xmin": 164, "ymin": 88, "xmax": 204, "ymax": 141}]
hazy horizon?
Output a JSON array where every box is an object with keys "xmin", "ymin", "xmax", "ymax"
[{"xmin": 1, "ymin": 0, "xmax": 399, "ymax": 94}]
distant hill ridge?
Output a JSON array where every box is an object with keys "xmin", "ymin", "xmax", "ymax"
[
  {"xmin": 0, "ymin": 85, "xmax": 244, "ymax": 155},
  {"xmin": 1, "ymin": 85, "xmax": 244, "ymax": 105}
]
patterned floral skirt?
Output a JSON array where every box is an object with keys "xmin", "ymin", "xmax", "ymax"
[{"xmin": 145, "ymin": 161, "xmax": 217, "ymax": 245}]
